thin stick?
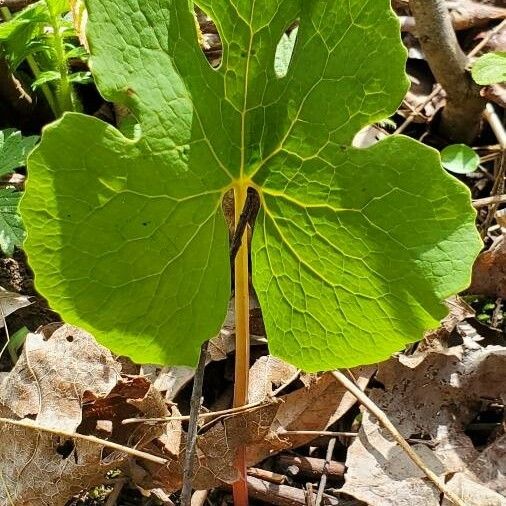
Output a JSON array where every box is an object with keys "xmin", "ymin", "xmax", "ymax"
[
  {"xmin": 315, "ymin": 437, "xmax": 336, "ymax": 506},
  {"xmin": 233, "ymin": 182, "xmax": 251, "ymax": 505},
  {"xmin": 122, "ymin": 399, "xmax": 264, "ymax": 425},
  {"xmin": 281, "ymin": 430, "xmax": 357, "ymax": 438},
  {"xmin": 395, "ymin": 85, "xmax": 442, "ymax": 135},
  {"xmin": 0, "ymin": 417, "xmax": 168, "ymax": 465},
  {"xmin": 181, "ymin": 341, "xmax": 209, "ymax": 506},
  {"xmin": 484, "ymin": 103, "xmax": 506, "ymax": 150},
  {"xmin": 331, "ymin": 371, "xmax": 466, "ymax": 506},
  {"xmin": 473, "ymin": 194, "xmax": 506, "ymax": 209}
]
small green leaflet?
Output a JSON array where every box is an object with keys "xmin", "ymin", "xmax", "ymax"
[
  {"xmin": 0, "ymin": 129, "xmax": 37, "ymax": 255},
  {"xmin": 22, "ymin": 0, "xmax": 482, "ymax": 371},
  {"xmin": 441, "ymin": 144, "xmax": 480, "ymax": 174},
  {"xmin": 0, "ymin": 129, "xmax": 38, "ymax": 176},
  {"xmin": 472, "ymin": 52, "xmax": 506, "ymax": 85}
]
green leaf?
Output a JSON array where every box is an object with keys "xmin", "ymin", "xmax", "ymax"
[
  {"xmin": 0, "ymin": 1, "xmax": 49, "ymax": 69},
  {"xmin": 31, "ymin": 69, "xmax": 61, "ymax": 89},
  {"xmin": 0, "ymin": 188, "xmax": 24, "ymax": 255},
  {"xmin": 441, "ymin": 144, "xmax": 480, "ymax": 174},
  {"xmin": 472, "ymin": 52, "xmax": 506, "ymax": 85},
  {"xmin": 22, "ymin": 0, "xmax": 481, "ymax": 370},
  {"xmin": 68, "ymin": 70, "xmax": 92, "ymax": 85},
  {"xmin": 0, "ymin": 129, "xmax": 38, "ymax": 176}
]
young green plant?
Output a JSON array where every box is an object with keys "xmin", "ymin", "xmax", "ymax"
[
  {"xmin": 0, "ymin": 129, "xmax": 37, "ymax": 256},
  {"xmin": 0, "ymin": 0, "xmax": 91, "ymax": 116},
  {"xmin": 20, "ymin": 0, "xmax": 482, "ymax": 500}
]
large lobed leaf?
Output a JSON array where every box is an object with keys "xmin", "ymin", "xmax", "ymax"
[{"xmin": 21, "ymin": 0, "xmax": 481, "ymax": 370}]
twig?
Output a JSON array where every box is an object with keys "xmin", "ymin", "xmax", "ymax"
[
  {"xmin": 279, "ymin": 454, "xmax": 345, "ymax": 479},
  {"xmin": 246, "ymin": 476, "xmax": 340, "ymax": 506},
  {"xmin": 484, "ymin": 103, "xmax": 506, "ymax": 151},
  {"xmin": 181, "ymin": 341, "xmax": 209, "ymax": 506},
  {"xmin": 481, "ymin": 105, "xmax": 506, "ymax": 236},
  {"xmin": 315, "ymin": 437, "xmax": 336, "ymax": 506},
  {"xmin": 247, "ymin": 467, "xmax": 286, "ymax": 484},
  {"xmin": 395, "ymin": 85, "xmax": 442, "ymax": 135},
  {"xmin": 281, "ymin": 430, "xmax": 357, "ymax": 438},
  {"xmin": 0, "ymin": 417, "xmax": 168, "ymax": 465},
  {"xmin": 122, "ymin": 399, "xmax": 264, "ymax": 425},
  {"xmin": 409, "ymin": 0, "xmax": 485, "ymax": 143},
  {"xmin": 473, "ymin": 194, "xmax": 506, "ymax": 209},
  {"xmin": 331, "ymin": 371, "xmax": 466, "ymax": 506}
]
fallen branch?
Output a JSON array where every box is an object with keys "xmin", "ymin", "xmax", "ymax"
[
  {"xmin": 278, "ymin": 454, "xmax": 345, "ymax": 480},
  {"xmin": 246, "ymin": 476, "xmax": 339, "ymax": 506},
  {"xmin": 409, "ymin": 0, "xmax": 485, "ymax": 143},
  {"xmin": 331, "ymin": 370, "xmax": 466, "ymax": 506}
]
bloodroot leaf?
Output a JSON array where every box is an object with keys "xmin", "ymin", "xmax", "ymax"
[{"xmin": 21, "ymin": 0, "xmax": 482, "ymax": 370}]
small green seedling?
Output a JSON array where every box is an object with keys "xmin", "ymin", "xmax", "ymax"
[
  {"xmin": 472, "ymin": 51, "xmax": 506, "ymax": 85},
  {"xmin": 441, "ymin": 144, "xmax": 480, "ymax": 174},
  {"xmin": 0, "ymin": 0, "xmax": 91, "ymax": 116}
]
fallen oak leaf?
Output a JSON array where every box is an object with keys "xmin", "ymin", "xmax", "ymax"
[
  {"xmin": 0, "ymin": 324, "xmax": 132, "ymax": 505},
  {"xmin": 0, "ymin": 324, "xmax": 121, "ymax": 430}
]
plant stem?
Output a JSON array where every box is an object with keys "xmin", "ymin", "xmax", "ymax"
[
  {"xmin": 0, "ymin": 5, "xmax": 58, "ymax": 115},
  {"xmin": 181, "ymin": 341, "xmax": 208, "ymax": 506},
  {"xmin": 409, "ymin": 0, "xmax": 485, "ymax": 143},
  {"xmin": 46, "ymin": 1, "xmax": 74, "ymax": 114},
  {"xmin": 331, "ymin": 370, "xmax": 466, "ymax": 506},
  {"xmin": 232, "ymin": 182, "xmax": 250, "ymax": 506}
]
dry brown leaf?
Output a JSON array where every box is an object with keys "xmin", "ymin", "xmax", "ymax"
[
  {"xmin": 0, "ymin": 286, "xmax": 31, "ymax": 324},
  {"xmin": 136, "ymin": 401, "xmax": 281, "ymax": 492},
  {"xmin": 0, "ymin": 324, "xmax": 121, "ymax": 431},
  {"xmin": 342, "ymin": 412, "xmax": 444, "ymax": 506},
  {"xmin": 472, "ymin": 433, "xmax": 506, "ymax": 495},
  {"xmin": 153, "ymin": 365, "xmax": 195, "ymax": 401},
  {"xmin": 0, "ymin": 420, "xmax": 123, "ymax": 506},
  {"xmin": 469, "ymin": 235, "xmax": 506, "ymax": 298},
  {"xmin": 0, "ymin": 325, "xmax": 126, "ymax": 505},
  {"xmin": 442, "ymin": 473, "xmax": 506, "ymax": 506},
  {"xmin": 248, "ymin": 367, "xmax": 374, "ymax": 463},
  {"xmin": 399, "ymin": 296, "xmax": 474, "ymax": 368},
  {"xmin": 343, "ymin": 344, "xmax": 506, "ymax": 505},
  {"xmin": 248, "ymin": 356, "xmax": 298, "ymax": 403}
]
